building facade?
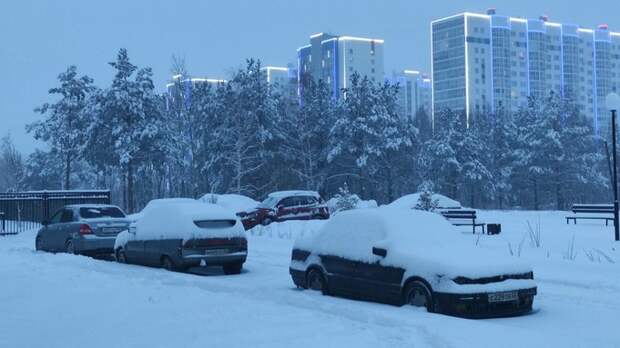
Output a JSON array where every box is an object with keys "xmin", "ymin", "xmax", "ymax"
[
  {"xmin": 431, "ymin": 9, "xmax": 620, "ymax": 135},
  {"xmin": 298, "ymin": 33, "xmax": 385, "ymax": 98},
  {"xmin": 260, "ymin": 66, "xmax": 298, "ymax": 99},
  {"xmin": 165, "ymin": 75, "xmax": 227, "ymax": 110},
  {"xmin": 387, "ymin": 70, "xmax": 432, "ymax": 121}
]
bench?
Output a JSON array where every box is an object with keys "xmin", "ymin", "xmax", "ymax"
[
  {"xmin": 566, "ymin": 204, "xmax": 614, "ymax": 225},
  {"xmin": 440, "ymin": 210, "xmax": 486, "ymax": 234}
]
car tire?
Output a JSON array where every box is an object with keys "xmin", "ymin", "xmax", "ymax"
[
  {"xmin": 404, "ymin": 280, "xmax": 434, "ymax": 312},
  {"xmin": 116, "ymin": 248, "xmax": 128, "ymax": 264},
  {"xmin": 223, "ymin": 262, "xmax": 243, "ymax": 275},
  {"xmin": 162, "ymin": 256, "xmax": 181, "ymax": 272},
  {"xmin": 35, "ymin": 236, "xmax": 42, "ymax": 251},
  {"xmin": 306, "ymin": 268, "xmax": 329, "ymax": 295},
  {"xmin": 65, "ymin": 240, "xmax": 77, "ymax": 255},
  {"xmin": 261, "ymin": 217, "xmax": 272, "ymax": 226}
]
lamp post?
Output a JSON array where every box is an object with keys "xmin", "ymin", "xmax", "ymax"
[{"xmin": 606, "ymin": 93, "xmax": 620, "ymax": 242}]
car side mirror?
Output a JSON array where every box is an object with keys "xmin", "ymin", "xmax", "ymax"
[
  {"xmin": 372, "ymin": 247, "xmax": 387, "ymax": 258},
  {"xmin": 41, "ymin": 220, "xmax": 50, "ymax": 226}
]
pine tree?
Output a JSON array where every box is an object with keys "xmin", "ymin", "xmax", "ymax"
[
  {"xmin": 28, "ymin": 66, "xmax": 95, "ymax": 190},
  {"xmin": 84, "ymin": 49, "xmax": 166, "ymax": 212}
]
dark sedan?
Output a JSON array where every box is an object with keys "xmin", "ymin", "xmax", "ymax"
[
  {"xmin": 289, "ymin": 208, "xmax": 537, "ymax": 319},
  {"xmin": 35, "ymin": 204, "xmax": 130, "ymax": 256}
]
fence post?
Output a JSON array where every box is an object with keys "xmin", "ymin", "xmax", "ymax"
[{"xmin": 42, "ymin": 191, "xmax": 49, "ymax": 224}]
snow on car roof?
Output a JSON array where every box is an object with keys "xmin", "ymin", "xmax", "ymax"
[
  {"xmin": 296, "ymin": 207, "xmax": 532, "ymax": 281},
  {"xmin": 267, "ymin": 190, "xmax": 320, "ymax": 199},
  {"xmin": 65, "ymin": 204, "xmax": 120, "ymax": 209}
]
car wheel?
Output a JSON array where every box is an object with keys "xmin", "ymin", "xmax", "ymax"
[
  {"xmin": 261, "ymin": 217, "xmax": 272, "ymax": 226},
  {"xmin": 404, "ymin": 280, "xmax": 434, "ymax": 312},
  {"xmin": 35, "ymin": 236, "xmax": 42, "ymax": 251},
  {"xmin": 162, "ymin": 256, "xmax": 180, "ymax": 272},
  {"xmin": 116, "ymin": 248, "xmax": 128, "ymax": 264},
  {"xmin": 223, "ymin": 262, "xmax": 243, "ymax": 275},
  {"xmin": 65, "ymin": 240, "xmax": 76, "ymax": 255},
  {"xmin": 306, "ymin": 268, "xmax": 328, "ymax": 295}
]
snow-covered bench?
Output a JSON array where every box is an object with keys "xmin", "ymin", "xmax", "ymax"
[
  {"xmin": 566, "ymin": 204, "xmax": 614, "ymax": 225},
  {"xmin": 439, "ymin": 210, "xmax": 486, "ymax": 234}
]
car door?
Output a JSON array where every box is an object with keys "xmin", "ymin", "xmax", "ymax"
[
  {"xmin": 40, "ymin": 210, "xmax": 63, "ymax": 251},
  {"xmin": 353, "ymin": 257, "xmax": 405, "ymax": 304},
  {"xmin": 277, "ymin": 197, "xmax": 297, "ymax": 221},
  {"xmin": 298, "ymin": 196, "xmax": 318, "ymax": 219},
  {"xmin": 54, "ymin": 209, "xmax": 76, "ymax": 251},
  {"xmin": 319, "ymin": 254, "xmax": 361, "ymax": 297},
  {"xmin": 124, "ymin": 225, "xmax": 145, "ymax": 265}
]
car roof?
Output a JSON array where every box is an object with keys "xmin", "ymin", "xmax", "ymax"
[
  {"xmin": 65, "ymin": 204, "xmax": 120, "ymax": 209},
  {"xmin": 267, "ymin": 190, "xmax": 320, "ymax": 199}
]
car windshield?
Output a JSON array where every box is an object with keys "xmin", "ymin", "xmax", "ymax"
[
  {"xmin": 79, "ymin": 207, "xmax": 125, "ymax": 219},
  {"xmin": 258, "ymin": 197, "xmax": 280, "ymax": 208}
]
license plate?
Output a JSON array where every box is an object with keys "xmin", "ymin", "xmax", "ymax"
[
  {"xmin": 205, "ymin": 249, "xmax": 229, "ymax": 256},
  {"xmin": 488, "ymin": 291, "xmax": 518, "ymax": 303},
  {"xmin": 102, "ymin": 227, "xmax": 122, "ymax": 233}
]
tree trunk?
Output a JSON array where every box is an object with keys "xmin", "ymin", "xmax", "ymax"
[
  {"xmin": 64, "ymin": 154, "xmax": 71, "ymax": 190},
  {"xmin": 127, "ymin": 161, "xmax": 134, "ymax": 214},
  {"xmin": 533, "ymin": 179, "xmax": 539, "ymax": 210}
]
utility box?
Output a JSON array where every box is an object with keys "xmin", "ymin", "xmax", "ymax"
[{"xmin": 487, "ymin": 223, "xmax": 501, "ymax": 235}]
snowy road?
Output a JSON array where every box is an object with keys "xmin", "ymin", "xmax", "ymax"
[{"xmin": 1, "ymin": 211, "xmax": 620, "ymax": 348}]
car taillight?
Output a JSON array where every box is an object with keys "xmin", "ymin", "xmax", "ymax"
[{"xmin": 79, "ymin": 224, "xmax": 93, "ymax": 235}]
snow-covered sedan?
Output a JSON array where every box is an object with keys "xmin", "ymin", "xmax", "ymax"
[
  {"xmin": 289, "ymin": 208, "xmax": 537, "ymax": 318},
  {"xmin": 114, "ymin": 199, "xmax": 247, "ymax": 274}
]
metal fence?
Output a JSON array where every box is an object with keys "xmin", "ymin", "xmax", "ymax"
[{"xmin": 0, "ymin": 190, "xmax": 111, "ymax": 235}]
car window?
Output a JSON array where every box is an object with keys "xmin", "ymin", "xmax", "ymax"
[
  {"xmin": 60, "ymin": 209, "xmax": 74, "ymax": 223},
  {"xmin": 258, "ymin": 197, "xmax": 279, "ymax": 208},
  {"xmin": 80, "ymin": 207, "xmax": 125, "ymax": 219},
  {"xmin": 49, "ymin": 210, "xmax": 63, "ymax": 224},
  {"xmin": 279, "ymin": 197, "xmax": 297, "ymax": 208},
  {"xmin": 300, "ymin": 196, "xmax": 318, "ymax": 206}
]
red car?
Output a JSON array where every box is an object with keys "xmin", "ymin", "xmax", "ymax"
[{"xmin": 238, "ymin": 191, "xmax": 329, "ymax": 230}]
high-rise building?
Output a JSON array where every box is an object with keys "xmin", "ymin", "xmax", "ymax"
[
  {"xmin": 387, "ymin": 70, "xmax": 432, "ymax": 121},
  {"xmin": 431, "ymin": 9, "xmax": 620, "ymax": 135},
  {"xmin": 260, "ymin": 66, "xmax": 298, "ymax": 99},
  {"xmin": 297, "ymin": 33, "xmax": 385, "ymax": 98},
  {"xmin": 165, "ymin": 75, "xmax": 226, "ymax": 109}
]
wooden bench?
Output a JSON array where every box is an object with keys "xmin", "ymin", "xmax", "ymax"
[
  {"xmin": 566, "ymin": 204, "xmax": 614, "ymax": 225},
  {"xmin": 440, "ymin": 210, "xmax": 486, "ymax": 234}
]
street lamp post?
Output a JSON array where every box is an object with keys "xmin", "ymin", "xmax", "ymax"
[{"xmin": 606, "ymin": 93, "xmax": 620, "ymax": 242}]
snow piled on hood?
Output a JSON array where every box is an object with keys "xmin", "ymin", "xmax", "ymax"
[
  {"xmin": 389, "ymin": 193, "xmax": 462, "ymax": 209},
  {"xmin": 199, "ymin": 193, "xmax": 260, "ymax": 213},
  {"xmin": 295, "ymin": 207, "xmax": 532, "ymax": 285}
]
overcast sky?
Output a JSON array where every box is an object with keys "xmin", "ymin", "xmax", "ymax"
[{"xmin": 2, "ymin": 0, "xmax": 619, "ymax": 153}]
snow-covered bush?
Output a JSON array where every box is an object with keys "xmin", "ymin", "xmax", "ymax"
[
  {"xmin": 414, "ymin": 182, "xmax": 439, "ymax": 212},
  {"xmin": 331, "ymin": 183, "xmax": 360, "ymax": 213}
]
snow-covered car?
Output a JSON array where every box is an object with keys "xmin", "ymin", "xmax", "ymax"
[
  {"xmin": 35, "ymin": 204, "xmax": 130, "ymax": 256},
  {"xmin": 237, "ymin": 190, "xmax": 329, "ymax": 230},
  {"xmin": 289, "ymin": 208, "xmax": 537, "ymax": 318},
  {"xmin": 114, "ymin": 198, "xmax": 247, "ymax": 274}
]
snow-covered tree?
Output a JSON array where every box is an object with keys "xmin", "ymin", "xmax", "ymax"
[
  {"xmin": 84, "ymin": 49, "xmax": 167, "ymax": 212},
  {"xmin": 28, "ymin": 66, "xmax": 95, "ymax": 190},
  {"xmin": 0, "ymin": 134, "xmax": 24, "ymax": 191}
]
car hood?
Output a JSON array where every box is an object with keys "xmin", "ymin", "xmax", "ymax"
[{"xmin": 384, "ymin": 244, "xmax": 533, "ymax": 280}]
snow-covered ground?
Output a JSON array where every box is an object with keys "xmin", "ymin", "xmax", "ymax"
[{"xmin": 1, "ymin": 210, "xmax": 619, "ymax": 347}]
